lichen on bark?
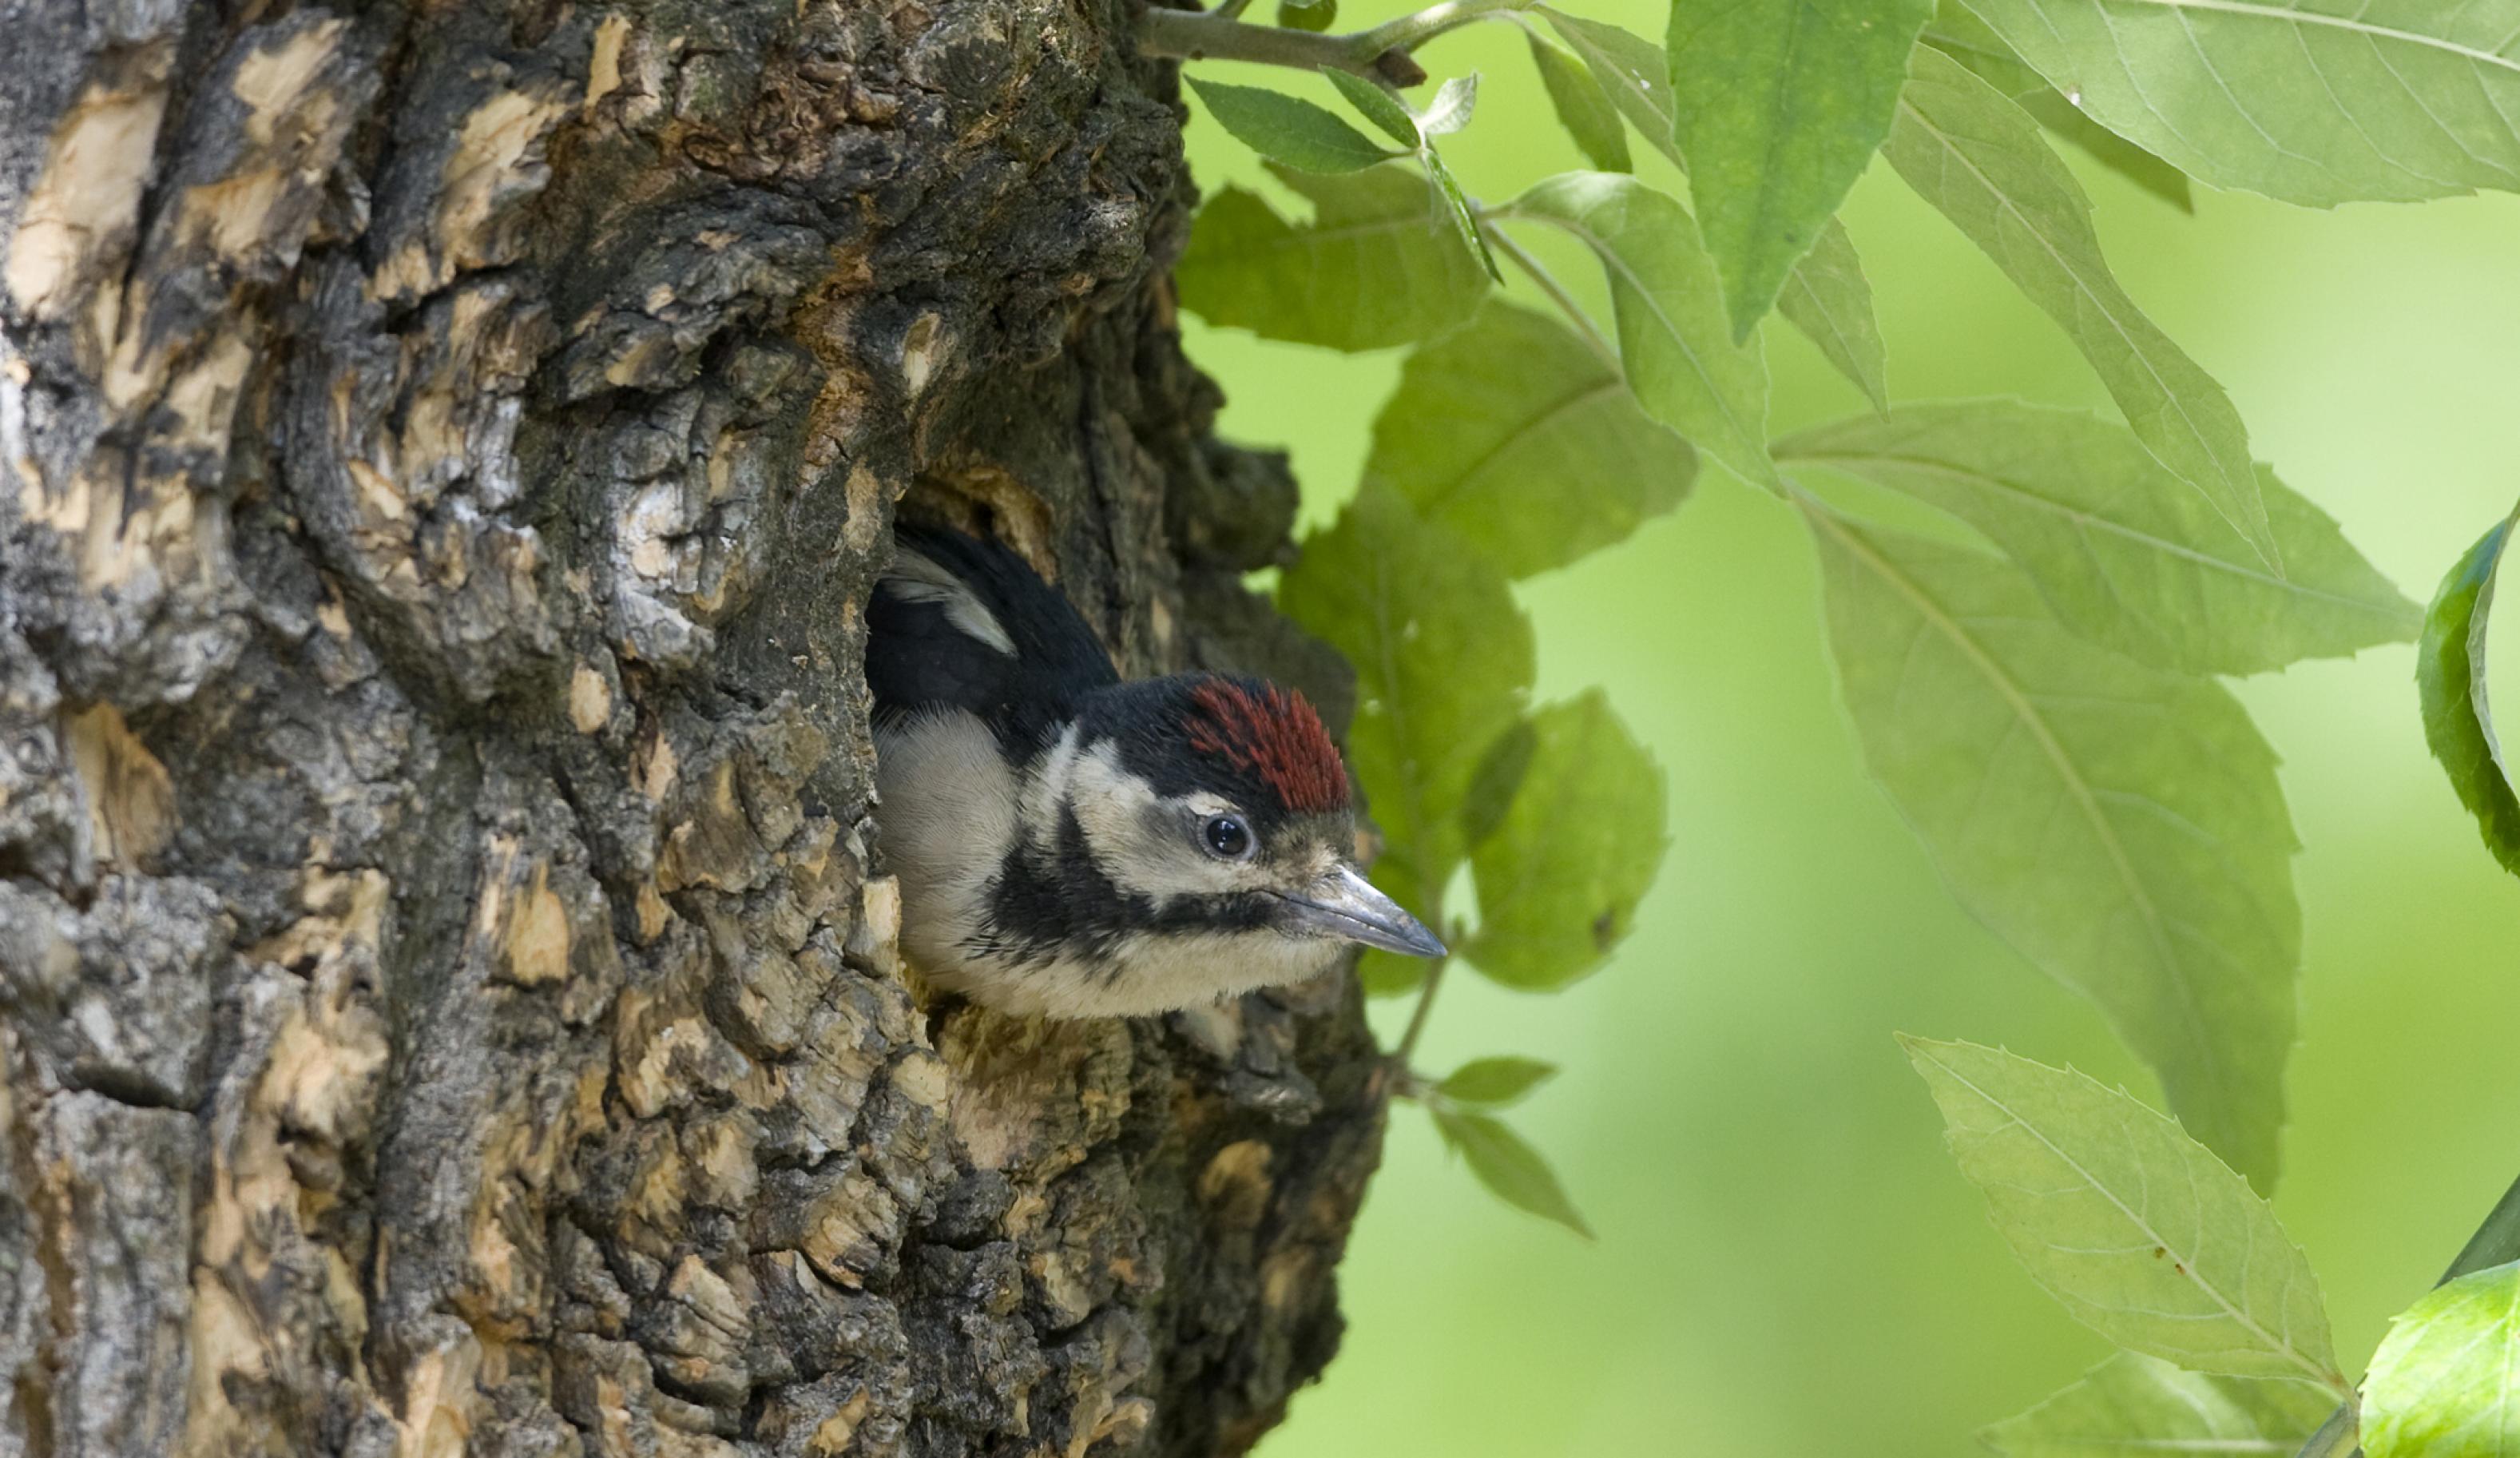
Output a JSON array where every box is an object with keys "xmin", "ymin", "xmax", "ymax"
[{"xmin": 0, "ymin": 0, "xmax": 1384, "ymax": 1453}]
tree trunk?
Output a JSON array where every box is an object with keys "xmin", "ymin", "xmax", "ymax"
[{"xmin": 0, "ymin": 2, "xmax": 1384, "ymax": 1454}]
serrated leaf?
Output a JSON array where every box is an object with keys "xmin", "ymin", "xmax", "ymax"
[
  {"xmin": 1437, "ymin": 1056, "xmax": 1558, "ymax": 1106},
  {"xmin": 1367, "ymin": 300, "xmax": 1695, "ymax": 578},
  {"xmin": 2363, "ymin": 1258, "xmax": 2520, "ymax": 1458},
  {"xmin": 1177, "ymin": 168, "xmax": 1489, "ymax": 351},
  {"xmin": 2419, "ymin": 512, "xmax": 2520, "ymax": 877},
  {"xmin": 1811, "ymin": 511, "xmax": 2300, "ymax": 1186},
  {"xmin": 1536, "ymin": 8, "xmax": 1892, "ymax": 393},
  {"xmin": 1187, "ymin": 77, "xmax": 1396, "ymax": 174},
  {"xmin": 1775, "ymin": 217, "xmax": 1889, "ymax": 411},
  {"xmin": 1504, "ymin": 173, "xmax": 1775, "ymax": 488},
  {"xmin": 1419, "ymin": 73, "xmax": 1479, "ymax": 137},
  {"xmin": 1778, "ymin": 402, "xmax": 2416, "ymax": 674},
  {"xmin": 1526, "ymin": 33, "xmax": 1632, "ymax": 172},
  {"xmin": 1981, "ymin": 1352, "xmax": 2334, "ymax": 1456},
  {"xmin": 1923, "ymin": 6, "xmax": 2193, "ymax": 212},
  {"xmin": 1883, "ymin": 47, "xmax": 2276, "ymax": 570},
  {"xmin": 1669, "ymin": 0, "xmax": 1932, "ymax": 340},
  {"xmin": 1464, "ymin": 691, "xmax": 1666, "ymax": 990},
  {"xmin": 1958, "ymin": 0, "xmax": 2520, "ymax": 207},
  {"xmin": 1903, "ymin": 1038, "xmax": 2343, "ymax": 1388},
  {"xmin": 1535, "ymin": 8, "xmax": 1679, "ymax": 162},
  {"xmin": 1423, "ymin": 149, "xmax": 1501, "ymax": 280},
  {"xmin": 1277, "ymin": 0, "xmax": 1336, "ymax": 31},
  {"xmin": 1325, "ymin": 68, "xmax": 1419, "ymax": 146},
  {"xmin": 1278, "ymin": 483, "xmax": 1534, "ymax": 989},
  {"xmin": 1431, "ymin": 1106, "xmax": 1592, "ymax": 1236}
]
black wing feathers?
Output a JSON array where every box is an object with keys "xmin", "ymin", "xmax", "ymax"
[{"xmin": 866, "ymin": 526, "xmax": 1118, "ymax": 749}]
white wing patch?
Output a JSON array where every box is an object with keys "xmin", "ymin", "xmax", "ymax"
[{"xmin": 883, "ymin": 546, "xmax": 1018, "ymax": 656}]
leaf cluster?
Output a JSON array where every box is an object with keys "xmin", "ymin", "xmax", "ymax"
[{"xmin": 1165, "ymin": 0, "xmax": 2520, "ymax": 1444}]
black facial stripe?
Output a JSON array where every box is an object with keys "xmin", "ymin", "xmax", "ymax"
[
  {"xmin": 979, "ymin": 805, "xmax": 1137, "ymax": 969},
  {"xmin": 1145, "ymin": 892, "xmax": 1278, "ymax": 936},
  {"xmin": 977, "ymin": 804, "xmax": 1290, "ymax": 974}
]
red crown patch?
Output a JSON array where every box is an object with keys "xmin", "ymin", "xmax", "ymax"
[{"xmin": 1185, "ymin": 680, "xmax": 1349, "ymax": 814}]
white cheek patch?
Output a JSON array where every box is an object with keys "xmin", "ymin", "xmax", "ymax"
[
  {"xmin": 1066, "ymin": 742, "xmax": 1229, "ymax": 902},
  {"xmin": 1021, "ymin": 723, "xmax": 1084, "ymax": 834}
]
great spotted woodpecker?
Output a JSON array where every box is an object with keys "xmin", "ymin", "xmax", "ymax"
[{"xmin": 866, "ymin": 524, "xmax": 1446, "ymax": 1017}]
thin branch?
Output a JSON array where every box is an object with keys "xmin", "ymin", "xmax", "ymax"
[
  {"xmin": 1141, "ymin": 9, "xmax": 1407, "ymax": 80},
  {"xmin": 1482, "ymin": 221, "xmax": 1617, "ymax": 371},
  {"xmin": 1137, "ymin": 0, "xmax": 1532, "ymax": 85},
  {"xmin": 1393, "ymin": 954, "xmax": 1447, "ymax": 1066}
]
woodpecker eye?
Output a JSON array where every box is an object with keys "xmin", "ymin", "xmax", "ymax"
[{"xmin": 1200, "ymin": 813, "xmax": 1255, "ymax": 860}]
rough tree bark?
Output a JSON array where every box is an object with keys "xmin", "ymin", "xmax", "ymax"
[{"xmin": 0, "ymin": 2, "xmax": 1387, "ymax": 1454}]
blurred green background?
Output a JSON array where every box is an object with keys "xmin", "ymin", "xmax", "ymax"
[{"xmin": 1174, "ymin": 6, "xmax": 2520, "ymax": 1453}]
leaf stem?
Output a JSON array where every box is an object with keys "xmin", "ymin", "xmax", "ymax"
[
  {"xmin": 1137, "ymin": 0, "xmax": 1532, "ymax": 85},
  {"xmin": 1482, "ymin": 220, "xmax": 1618, "ymax": 371},
  {"xmin": 1393, "ymin": 952, "xmax": 1447, "ymax": 1066}
]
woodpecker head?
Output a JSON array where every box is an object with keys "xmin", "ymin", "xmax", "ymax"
[
  {"xmin": 867, "ymin": 522, "xmax": 1443, "ymax": 1016},
  {"xmin": 1051, "ymin": 673, "xmax": 1447, "ymax": 967}
]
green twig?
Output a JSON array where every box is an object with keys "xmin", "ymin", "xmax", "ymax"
[
  {"xmin": 1138, "ymin": 0, "xmax": 1531, "ymax": 85},
  {"xmin": 1393, "ymin": 952, "xmax": 1448, "ymax": 1067},
  {"xmin": 1482, "ymin": 221, "xmax": 1617, "ymax": 371}
]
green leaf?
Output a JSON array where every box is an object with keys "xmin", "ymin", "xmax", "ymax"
[
  {"xmin": 2418, "ymin": 512, "xmax": 2520, "ymax": 877},
  {"xmin": 1526, "ymin": 33, "xmax": 1633, "ymax": 172},
  {"xmin": 1883, "ymin": 47, "xmax": 2276, "ymax": 570},
  {"xmin": 1464, "ymin": 691, "xmax": 1667, "ymax": 990},
  {"xmin": 1922, "ymin": 6, "xmax": 2193, "ymax": 212},
  {"xmin": 1919, "ymin": 2, "xmax": 2046, "ymax": 92},
  {"xmin": 1278, "ymin": 483, "xmax": 1534, "ymax": 978},
  {"xmin": 1957, "ymin": 0, "xmax": 2520, "ymax": 207},
  {"xmin": 1902, "ymin": 1037, "xmax": 2344, "ymax": 1388},
  {"xmin": 1424, "ymin": 149, "xmax": 1502, "ymax": 280},
  {"xmin": 1431, "ymin": 1106, "xmax": 1593, "ymax": 1236},
  {"xmin": 1437, "ymin": 1056, "xmax": 1558, "ymax": 1106},
  {"xmin": 1775, "ymin": 217, "xmax": 1890, "ymax": 412},
  {"xmin": 1461, "ymin": 715, "xmax": 1537, "ymax": 852},
  {"xmin": 2018, "ymin": 93, "xmax": 2193, "ymax": 214},
  {"xmin": 1367, "ymin": 300, "xmax": 1696, "ymax": 578},
  {"xmin": 1812, "ymin": 512, "xmax": 2300, "ymax": 1186},
  {"xmin": 1668, "ymin": 0, "xmax": 1933, "ymax": 340},
  {"xmin": 1419, "ymin": 73, "xmax": 1479, "ymax": 137},
  {"xmin": 1981, "ymin": 1352, "xmax": 2335, "ymax": 1456},
  {"xmin": 1325, "ymin": 68, "xmax": 1419, "ymax": 146},
  {"xmin": 1503, "ymin": 173, "xmax": 1775, "ymax": 489},
  {"xmin": 1177, "ymin": 166, "xmax": 1489, "ymax": 351},
  {"xmin": 1537, "ymin": 8, "xmax": 1892, "ymax": 397},
  {"xmin": 1777, "ymin": 402, "xmax": 2417, "ymax": 675},
  {"xmin": 1277, "ymin": 0, "xmax": 1335, "ymax": 30},
  {"xmin": 1535, "ymin": 8, "xmax": 1681, "ymax": 164},
  {"xmin": 2364, "ymin": 1258, "xmax": 2520, "ymax": 1458},
  {"xmin": 1187, "ymin": 77, "xmax": 1397, "ymax": 174}
]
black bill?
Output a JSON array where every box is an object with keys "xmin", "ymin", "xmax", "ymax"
[{"xmin": 1278, "ymin": 864, "xmax": 1447, "ymax": 958}]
